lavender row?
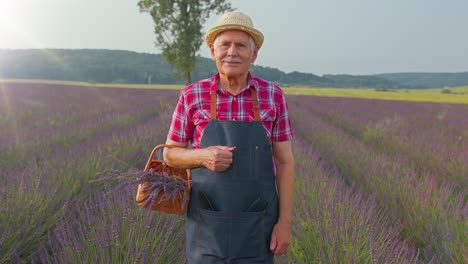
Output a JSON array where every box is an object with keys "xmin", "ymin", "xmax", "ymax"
[
  {"xmin": 37, "ymin": 182, "xmax": 185, "ymax": 263},
  {"xmin": 288, "ymin": 95, "xmax": 467, "ymax": 195},
  {"xmin": 0, "ymin": 82, "xmax": 175, "ymax": 148},
  {"xmin": 0, "ymin": 85, "xmax": 179, "ymax": 262},
  {"xmin": 0, "ymin": 83, "xmax": 176, "ymax": 173},
  {"xmin": 278, "ymin": 138, "xmax": 420, "ymax": 263},
  {"xmin": 288, "ymin": 98, "xmax": 466, "ymax": 262},
  {"xmin": 1, "ymin": 114, "xmax": 170, "ymax": 262}
]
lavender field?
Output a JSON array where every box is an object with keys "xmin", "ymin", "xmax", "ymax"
[{"xmin": 0, "ymin": 82, "xmax": 466, "ymax": 263}]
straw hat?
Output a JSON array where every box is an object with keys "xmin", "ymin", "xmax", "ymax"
[{"xmin": 205, "ymin": 11, "xmax": 264, "ymax": 49}]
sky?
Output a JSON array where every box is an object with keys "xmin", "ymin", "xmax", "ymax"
[{"xmin": 0, "ymin": 0, "xmax": 467, "ymax": 75}]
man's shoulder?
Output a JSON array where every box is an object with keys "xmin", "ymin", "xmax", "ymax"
[
  {"xmin": 250, "ymin": 74, "xmax": 284, "ymax": 95},
  {"xmin": 181, "ymin": 76, "xmax": 215, "ymax": 95}
]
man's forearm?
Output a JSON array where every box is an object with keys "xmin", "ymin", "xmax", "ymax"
[
  {"xmin": 163, "ymin": 139, "xmax": 235, "ymax": 171},
  {"xmin": 164, "ymin": 147, "xmax": 210, "ymax": 169},
  {"xmin": 275, "ymin": 162, "xmax": 295, "ymax": 225}
]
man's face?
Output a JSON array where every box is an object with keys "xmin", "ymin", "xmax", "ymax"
[{"xmin": 210, "ymin": 30, "xmax": 258, "ymax": 79}]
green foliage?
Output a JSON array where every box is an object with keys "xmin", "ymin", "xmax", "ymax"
[
  {"xmin": 323, "ymin": 74, "xmax": 401, "ymax": 89},
  {"xmin": 137, "ymin": 0, "xmax": 232, "ymax": 84},
  {"xmin": 2, "ymin": 49, "xmax": 468, "ymax": 89},
  {"xmin": 0, "ymin": 49, "xmax": 177, "ymax": 84},
  {"xmin": 441, "ymin": 88, "xmax": 453, "ymax": 94},
  {"xmin": 377, "ymin": 72, "xmax": 468, "ymax": 88}
]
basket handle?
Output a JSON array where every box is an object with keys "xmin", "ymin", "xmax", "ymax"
[{"xmin": 144, "ymin": 144, "xmax": 192, "ymax": 180}]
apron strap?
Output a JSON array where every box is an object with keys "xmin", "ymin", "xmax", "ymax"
[
  {"xmin": 210, "ymin": 90, "xmax": 217, "ymax": 120},
  {"xmin": 251, "ymin": 88, "xmax": 260, "ymax": 121},
  {"xmin": 210, "ymin": 86, "xmax": 261, "ymax": 121}
]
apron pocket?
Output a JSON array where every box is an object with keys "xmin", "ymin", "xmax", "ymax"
[
  {"xmin": 196, "ymin": 209, "xmax": 228, "ymax": 258},
  {"xmin": 229, "ymin": 211, "xmax": 265, "ymax": 259},
  {"xmin": 196, "ymin": 209, "xmax": 265, "ymax": 259}
]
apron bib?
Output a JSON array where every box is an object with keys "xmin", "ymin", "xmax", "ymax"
[{"xmin": 186, "ymin": 88, "xmax": 279, "ymax": 264}]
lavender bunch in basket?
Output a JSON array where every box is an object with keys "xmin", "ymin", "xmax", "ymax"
[
  {"xmin": 139, "ymin": 168, "xmax": 189, "ymax": 210},
  {"xmin": 92, "ymin": 168, "xmax": 189, "ymax": 210}
]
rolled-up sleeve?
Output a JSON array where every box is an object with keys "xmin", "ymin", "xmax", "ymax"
[
  {"xmin": 167, "ymin": 90, "xmax": 193, "ymax": 143},
  {"xmin": 271, "ymin": 90, "xmax": 294, "ymax": 142}
]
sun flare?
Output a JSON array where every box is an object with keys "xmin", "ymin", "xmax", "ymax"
[
  {"xmin": 0, "ymin": 2, "xmax": 22, "ymax": 32},
  {"xmin": 0, "ymin": 2, "xmax": 41, "ymax": 49}
]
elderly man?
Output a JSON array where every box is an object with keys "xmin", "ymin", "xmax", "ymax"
[{"xmin": 163, "ymin": 11, "xmax": 295, "ymax": 264}]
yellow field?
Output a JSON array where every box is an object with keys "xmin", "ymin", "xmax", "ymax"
[
  {"xmin": 2, "ymin": 79, "xmax": 467, "ymax": 104},
  {"xmin": 285, "ymin": 86, "xmax": 468, "ymax": 104}
]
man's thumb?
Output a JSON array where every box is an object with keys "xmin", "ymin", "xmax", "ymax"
[
  {"xmin": 270, "ymin": 235, "xmax": 277, "ymax": 251},
  {"xmin": 220, "ymin": 146, "xmax": 236, "ymax": 151}
]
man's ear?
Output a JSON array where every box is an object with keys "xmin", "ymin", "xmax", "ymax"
[
  {"xmin": 209, "ymin": 43, "xmax": 216, "ymax": 60},
  {"xmin": 251, "ymin": 47, "xmax": 259, "ymax": 64}
]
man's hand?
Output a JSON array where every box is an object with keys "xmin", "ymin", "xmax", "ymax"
[
  {"xmin": 269, "ymin": 220, "xmax": 291, "ymax": 256},
  {"xmin": 204, "ymin": 146, "xmax": 235, "ymax": 172}
]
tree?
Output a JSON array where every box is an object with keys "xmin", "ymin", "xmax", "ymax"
[{"xmin": 138, "ymin": 0, "xmax": 232, "ymax": 84}]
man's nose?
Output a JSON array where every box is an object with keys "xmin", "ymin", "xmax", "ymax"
[{"xmin": 226, "ymin": 44, "xmax": 238, "ymax": 56}]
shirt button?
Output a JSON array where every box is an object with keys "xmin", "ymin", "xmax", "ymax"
[
  {"xmin": 233, "ymin": 97, "xmax": 237, "ymax": 101},
  {"xmin": 232, "ymin": 118, "xmax": 236, "ymax": 121}
]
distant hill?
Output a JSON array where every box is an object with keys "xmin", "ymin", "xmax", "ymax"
[
  {"xmin": 376, "ymin": 72, "xmax": 468, "ymax": 88},
  {"xmin": 1, "ymin": 49, "xmax": 467, "ymax": 88}
]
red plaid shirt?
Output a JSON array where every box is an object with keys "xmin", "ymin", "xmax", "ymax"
[{"xmin": 167, "ymin": 73, "xmax": 294, "ymax": 149}]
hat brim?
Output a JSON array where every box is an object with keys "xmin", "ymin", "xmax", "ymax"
[{"xmin": 205, "ymin": 24, "xmax": 264, "ymax": 49}]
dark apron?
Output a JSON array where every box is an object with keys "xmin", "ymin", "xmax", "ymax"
[{"xmin": 186, "ymin": 88, "xmax": 279, "ymax": 264}]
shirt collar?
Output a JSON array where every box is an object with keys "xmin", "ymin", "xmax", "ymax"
[{"xmin": 210, "ymin": 72, "xmax": 258, "ymax": 95}]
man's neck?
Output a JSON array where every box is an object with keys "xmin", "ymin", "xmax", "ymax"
[{"xmin": 218, "ymin": 73, "xmax": 249, "ymax": 95}]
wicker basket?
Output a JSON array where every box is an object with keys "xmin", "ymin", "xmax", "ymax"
[{"xmin": 136, "ymin": 144, "xmax": 191, "ymax": 215}]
